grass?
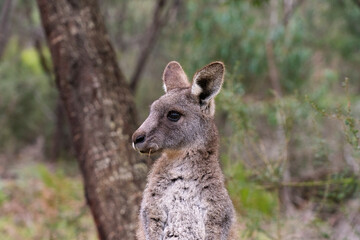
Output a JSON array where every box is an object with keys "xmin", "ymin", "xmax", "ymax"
[{"xmin": 0, "ymin": 162, "xmax": 97, "ymax": 240}]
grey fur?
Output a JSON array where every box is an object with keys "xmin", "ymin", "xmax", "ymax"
[{"xmin": 132, "ymin": 61, "xmax": 236, "ymax": 240}]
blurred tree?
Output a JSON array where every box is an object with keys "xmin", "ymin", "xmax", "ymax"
[
  {"xmin": 129, "ymin": 0, "xmax": 180, "ymax": 92},
  {"xmin": 266, "ymin": 0, "xmax": 282, "ymax": 97},
  {"xmin": 0, "ymin": 0, "xmax": 13, "ymax": 60},
  {"xmin": 36, "ymin": 0, "xmax": 147, "ymax": 239}
]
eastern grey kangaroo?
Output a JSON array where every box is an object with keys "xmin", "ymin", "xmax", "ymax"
[{"xmin": 132, "ymin": 61, "xmax": 236, "ymax": 240}]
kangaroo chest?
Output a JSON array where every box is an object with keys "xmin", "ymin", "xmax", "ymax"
[{"xmin": 143, "ymin": 162, "xmax": 209, "ymax": 239}]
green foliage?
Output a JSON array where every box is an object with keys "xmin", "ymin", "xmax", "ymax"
[
  {"xmin": 225, "ymin": 160, "xmax": 277, "ymax": 218},
  {"xmin": 219, "ymin": 64, "xmax": 360, "ymax": 236},
  {"xmin": 0, "ymin": 38, "xmax": 56, "ymax": 151},
  {"xmin": 0, "ymin": 187, "xmax": 7, "ymax": 207},
  {"xmin": 306, "ymin": 79, "xmax": 360, "ymax": 152},
  {"xmin": 20, "ymin": 47, "xmax": 51, "ymax": 75},
  {"xmin": 323, "ymin": 0, "xmax": 360, "ymax": 60},
  {"xmin": 175, "ymin": 1, "xmax": 268, "ymax": 86},
  {"xmin": 326, "ymin": 172, "xmax": 359, "ymax": 203},
  {"xmin": 167, "ymin": 0, "xmax": 312, "ymax": 95}
]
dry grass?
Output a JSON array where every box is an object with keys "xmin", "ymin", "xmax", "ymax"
[{"xmin": 0, "ymin": 150, "xmax": 97, "ymax": 240}]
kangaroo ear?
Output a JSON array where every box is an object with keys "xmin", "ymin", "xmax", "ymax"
[
  {"xmin": 162, "ymin": 61, "xmax": 190, "ymax": 93},
  {"xmin": 191, "ymin": 62, "xmax": 224, "ymax": 116}
]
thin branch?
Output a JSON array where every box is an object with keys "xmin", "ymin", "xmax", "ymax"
[
  {"xmin": 266, "ymin": 41, "xmax": 282, "ymax": 97},
  {"xmin": 116, "ymin": 0, "xmax": 129, "ymax": 50},
  {"xmin": 262, "ymin": 177, "xmax": 357, "ymax": 189},
  {"xmin": 267, "ymin": 0, "xmax": 282, "ymax": 97},
  {"xmin": 34, "ymin": 37, "xmax": 53, "ymax": 80},
  {"xmin": 283, "ymin": 0, "xmax": 305, "ymax": 27},
  {"xmin": 0, "ymin": 0, "xmax": 13, "ymax": 60},
  {"xmin": 129, "ymin": 0, "xmax": 180, "ymax": 92}
]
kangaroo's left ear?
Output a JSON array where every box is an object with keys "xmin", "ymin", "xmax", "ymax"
[
  {"xmin": 191, "ymin": 61, "xmax": 225, "ymax": 116},
  {"xmin": 162, "ymin": 61, "xmax": 190, "ymax": 93}
]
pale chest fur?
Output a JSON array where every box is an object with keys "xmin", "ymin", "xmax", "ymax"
[{"xmin": 140, "ymin": 150, "xmax": 233, "ymax": 240}]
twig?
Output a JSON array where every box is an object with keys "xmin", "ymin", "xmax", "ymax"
[
  {"xmin": 129, "ymin": 0, "xmax": 180, "ymax": 92},
  {"xmin": 261, "ymin": 178, "xmax": 358, "ymax": 189},
  {"xmin": 283, "ymin": 0, "xmax": 305, "ymax": 27},
  {"xmin": 34, "ymin": 37, "xmax": 53, "ymax": 81}
]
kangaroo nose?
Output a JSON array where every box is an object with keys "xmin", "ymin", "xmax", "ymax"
[{"xmin": 134, "ymin": 135, "xmax": 145, "ymax": 144}]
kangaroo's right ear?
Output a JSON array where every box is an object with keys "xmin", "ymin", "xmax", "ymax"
[
  {"xmin": 191, "ymin": 62, "xmax": 224, "ymax": 116},
  {"xmin": 162, "ymin": 61, "xmax": 190, "ymax": 93}
]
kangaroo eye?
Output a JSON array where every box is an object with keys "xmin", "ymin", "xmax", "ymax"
[{"xmin": 167, "ymin": 111, "xmax": 181, "ymax": 122}]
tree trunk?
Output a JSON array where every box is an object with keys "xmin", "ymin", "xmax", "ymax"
[
  {"xmin": 0, "ymin": 0, "xmax": 13, "ymax": 60},
  {"xmin": 267, "ymin": 0, "xmax": 295, "ymax": 216},
  {"xmin": 36, "ymin": 1, "xmax": 147, "ymax": 239}
]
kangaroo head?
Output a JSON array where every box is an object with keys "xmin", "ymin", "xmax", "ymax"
[{"xmin": 132, "ymin": 61, "xmax": 224, "ymax": 154}]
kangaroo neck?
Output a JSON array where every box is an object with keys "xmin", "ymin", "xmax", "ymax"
[{"xmin": 161, "ymin": 134, "xmax": 219, "ymax": 170}]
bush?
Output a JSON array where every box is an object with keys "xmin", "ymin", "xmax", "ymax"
[{"xmin": 0, "ymin": 38, "xmax": 56, "ymax": 152}]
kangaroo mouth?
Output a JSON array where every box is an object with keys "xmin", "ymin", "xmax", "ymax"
[
  {"xmin": 139, "ymin": 148, "xmax": 161, "ymax": 156},
  {"xmin": 136, "ymin": 143, "xmax": 160, "ymax": 155},
  {"xmin": 140, "ymin": 149, "xmax": 157, "ymax": 155}
]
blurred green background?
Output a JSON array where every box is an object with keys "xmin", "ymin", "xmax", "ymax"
[{"xmin": 0, "ymin": 0, "xmax": 360, "ymax": 239}]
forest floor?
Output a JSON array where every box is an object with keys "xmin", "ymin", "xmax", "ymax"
[{"xmin": 0, "ymin": 140, "xmax": 97, "ymax": 240}]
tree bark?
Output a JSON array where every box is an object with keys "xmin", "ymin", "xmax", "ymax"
[{"xmin": 36, "ymin": 0, "xmax": 147, "ymax": 239}]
